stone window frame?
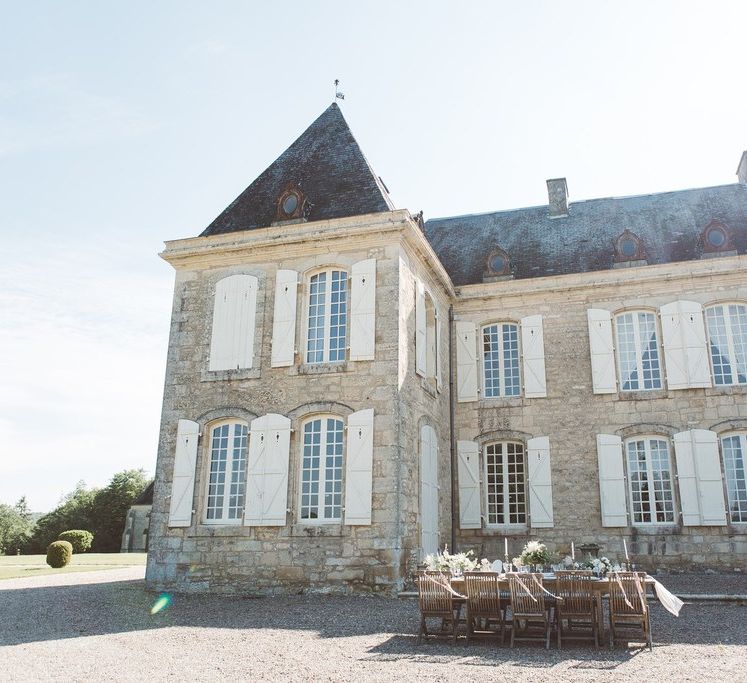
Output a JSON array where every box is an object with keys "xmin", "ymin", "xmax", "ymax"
[
  {"xmin": 622, "ymin": 434, "xmax": 678, "ymax": 528},
  {"xmin": 296, "ymin": 412, "xmax": 348, "ymax": 525},
  {"xmin": 301, "ymin": 265, "xmax": 350, "ymax": 366},
  {"xmin": 480, "ymin": 320, "xmax": 523, "ymax": 399},
  {"xmin": 704, "ymin": 300, "xmax": 747, "ymax": 387},
  {"xmin": 613, "ymin": 308, "xmax": 664, "ymax": 392},
  {"xmin": 201, "ymin": 417, "xmax": 250, "ymax": 526},
  {"xmin": 423, "ymin": 289, "xmax": 439, "ymax": 382},
  {"xmin": 482, "ymin": 439, "xmax": 528, "ymax": 531}
]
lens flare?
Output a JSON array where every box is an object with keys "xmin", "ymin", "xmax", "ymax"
[{"xmin": 150, "ymin": 593, "xmax": 172, "ymax": 615}]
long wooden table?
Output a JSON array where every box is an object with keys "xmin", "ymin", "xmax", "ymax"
[{"xmin": 450, "ymin": 574, "xmax": 656, "ymax": 642}]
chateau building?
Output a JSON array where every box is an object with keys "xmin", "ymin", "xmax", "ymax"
[{"xmin": 146, "ymin": 103, "xmax": 747, "ymax": 594}]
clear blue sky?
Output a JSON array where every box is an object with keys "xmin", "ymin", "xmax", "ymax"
[{"xmin": 1, "ymin": 1, "xmax": 745, "ymax": 511}]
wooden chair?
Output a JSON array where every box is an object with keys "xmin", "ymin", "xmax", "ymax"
[
  {"xmin": 463, "ymin": 571, "xmax": 506, "ymax": 643},
  {"xmin": 415, "ymin": 571, "xmax": 461, "ymax": 644},
  {"xmin": 508, "ymin": 572, "xmax": 553, "ymax": 649},
  {"xmin": 608, "ymin": 571, "xmax": 652, "ymax": 651},
  {"xmin": 555, "ymin": 570, "xmax": 598, "ymax": 649}
]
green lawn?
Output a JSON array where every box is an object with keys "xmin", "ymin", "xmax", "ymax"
[{"xmin": 0, "ymin": 553, "xmax": 147, "ymax": 580}]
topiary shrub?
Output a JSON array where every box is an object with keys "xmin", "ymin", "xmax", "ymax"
[
  {"xmin": 58, "ymin": 530, "xmax": 94, "ymax": 553},
  {"xmin": 46, "ymin": 541, "xmax": 73, "ymax": 568}
]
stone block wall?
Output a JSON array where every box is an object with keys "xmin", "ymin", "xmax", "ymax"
[
  {"xmin": 453, "ymin": 258, "xmax": 747, "ymax": 570},
  {"xmin": 146, "ymin": 212, "xmax": 455, "ymax": 594}
]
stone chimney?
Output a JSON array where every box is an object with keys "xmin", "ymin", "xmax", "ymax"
[
  {"xmin": 547, "ymin": 178, "xmax": 569, "ymax": 218},
  {"xmin": 738, "ymin": 151, "xmax": 747, "ymax": 185}
]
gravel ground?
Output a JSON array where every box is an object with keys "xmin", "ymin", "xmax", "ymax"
[{"xmin": 1, "ymin": 568, "xmax": 746, "ymax": 682}]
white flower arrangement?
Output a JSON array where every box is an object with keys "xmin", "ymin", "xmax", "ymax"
[
  {"xmin": 519, "ymin": 540, "xmax": 552, "ymax": 567},
  {"xmin": 423, "ymin": 548, "xmax": 478, "ymax": 574}
]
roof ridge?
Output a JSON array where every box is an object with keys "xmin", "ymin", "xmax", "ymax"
[{"xmin": 426, "ymin": 183, "xmax": 743, "ymax": 224}]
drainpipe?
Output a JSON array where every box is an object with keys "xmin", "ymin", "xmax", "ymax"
[{"xmin": 448, "ymin": 304, "xmax": 458, "ymax": 551}]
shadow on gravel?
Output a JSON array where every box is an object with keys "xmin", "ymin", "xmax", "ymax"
[{"xmin": 2, "ymin": 579, "xmax": 745, "ymax": 651}]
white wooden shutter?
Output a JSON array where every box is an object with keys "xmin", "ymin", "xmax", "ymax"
[
  {"xmin": 271, "ymin": 270, "xmax": 298, "ymax": 367},
  {"xmin": 596, "ymin": 433, "xmax": 628, "ymax": 527},
  {"xmin": 350, "ymin": 259, "xmax": 376, "ymax": 361},
  {"xmin": 587, "ymin": 309, "xmax": 617, "ymax": 394},
  {"xmin": 457, "ymin": 440, "xmax": 481, "ymax": 529},
  {"xmin": 660, "ymin": 301, "xmax": 712, "ymax": 390},
  {"xmin": 209, "ymin": 274, "xmax": 258, "ymax": 371},
  {"xmin": 435, "ymin": 309, "xmax": 443, "ymax": 392},
  {"xmin": 527, "ymin": 436, "xmax": 554, "ymax": 527},
  {"xmin": 521, "ymin": 315, "xmax": 547, "ymax": 398},
  {"xmin": 168, "ymin": 419, "xmax": 199, "ymax": 527},
  {"xmin": 244, "ymin": 413, "xmax": 290, "ymax": 526},
  {"xmin": 420, "ymin": 425, "xmax": 439, "ymax": 556},
  {"xmin": 674, "ymin": 429, "xmax": 727, "ymax": 526},
  {"xmin": 456, "ymin": 321, "xmax": 478, "ymax": 402},
  {"xmin": 415, "ymin": 281, "xmax": 426, "ymax": 377},
  {"xmin": 344, "ymin": 409, "xmax": 374, "ymax": 525},
  {"xmin": 673, "ymin": 430, "xmax": 701, "ymax": 526}
]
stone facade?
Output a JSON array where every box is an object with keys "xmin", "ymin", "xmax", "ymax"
[
  {"xmin": 453, "ymin": 257, "xmax": 747, "ymax": 569},
  {"xmin": 146, "ymin": 213, "xmax": 453, "ymax": 594},
  {"xmin": 146, "ymin": 104, "xmax": 747, "ymax": 596}
]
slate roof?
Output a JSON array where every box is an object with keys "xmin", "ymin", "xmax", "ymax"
[
  {"xmin": 132, "ymin": 481, "xmax": 154, "ymax": 506},
  {"xmin": 201, "ymin": 103, "xmax": 394, "ymax": 236},
  {"xmin": 424, "ymin": 183, "xmax": 747, "ymax": 286}
]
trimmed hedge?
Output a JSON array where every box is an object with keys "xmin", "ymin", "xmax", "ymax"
[
  {"xmin": 58, "ymin": 529, "xmax": 94, "ymax": 553},
  {"xmin": 46, "ymin": 541, "xmax": 73, "ymax": 568}
]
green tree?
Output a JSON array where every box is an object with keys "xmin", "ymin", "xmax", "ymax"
[
  {"xmin": 89, "ymin": 469, "xmax": 150, "ymax": 552},
  {"xmin": 26, "ymin": 482, "xmax": 97, "ymax": 554},
  {"xmin": 0, "ymin": 497, "xmax": 35, "ymax": 554}
]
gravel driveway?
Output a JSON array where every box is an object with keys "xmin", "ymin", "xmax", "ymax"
[{"xmin": 1, "ymin": 568, "xmax": 745, "ymax": 682}]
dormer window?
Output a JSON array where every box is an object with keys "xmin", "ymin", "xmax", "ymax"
[
  {"xmin": 614, "ymin": 229, "xmax": 645, "ymax": 263},
  {"xmin": 275, "ymin": 185, "xmax": 307, "ymax": 222},
  {"xmin": 702, "ymin": 220, "xmax": 733, "ymax": 255},
  {"xmin": 485, "ymin": 248, "xmax": 511, "ymax": 279}
]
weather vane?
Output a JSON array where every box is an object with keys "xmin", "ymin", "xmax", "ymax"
[{"xmin": 334, "ymin": 79, "xmax": 345, "ymax": 101}]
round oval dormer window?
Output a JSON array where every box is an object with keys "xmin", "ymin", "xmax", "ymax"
[
  {"xmin": 282, "ymin": 193, "xmax": 298, "ymax": 215},
  {"xmin": 706, "ymin": 226, "xmax": 726, "ymax": 248},
  {"xmin": 489, "ymin": 253, "xmax": 507, "ymax": 273},
  {"xmin": 620, "ymin": 237, "xmax": 637, "ymax": 257}
]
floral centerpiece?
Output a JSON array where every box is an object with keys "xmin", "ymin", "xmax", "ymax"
[
  {"xmin": 423, "ymin": 547, "xmax": 478, "ymax": 575},
  {"xmin": 519, "ymin": 541, "xmax": 552, "ymax": 570},
  {"xmin": 562, "ymin": 555, "xmax": 621, "ymax": 576}
]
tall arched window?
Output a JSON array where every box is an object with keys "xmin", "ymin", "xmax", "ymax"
[
  {"xmin": 204, "ymin": 421, "xmax": 248, "ymax": 524},
  {"xmin": 484, "ymin": 441, "xmax": 526, "ymax": 526},
  {"xmin": 625, "ymin": 437, "xmax": 675, "ymax": 525},
  {"xmin": 306, "ymin": 269, "xmax": 348, "ymax": 364},
  {"xmin": 721, "ymin": 433, "xmax": 747, "ymax": 523},
  {"xmin": 482, "ymin": 323, "xmax": 521, "ymax": 397},
  {"xmin": 614, "ymin": 311, "xmax": 662, "ymax": 391},
  {"xmin": 706, "ymin": 303, "xmax": 747, "ymax": 386},
  {"xmin": 299, "ymin": 415, "xmax": 345, "ymax": 521}
]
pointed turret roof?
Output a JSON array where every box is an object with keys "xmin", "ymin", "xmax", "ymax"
[{"xmin": 200, "ymin": 103, "xmax": 394, "ymax": 236}]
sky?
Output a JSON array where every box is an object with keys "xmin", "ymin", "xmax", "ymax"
[{"xmin": 1, "ymin": 1, "xmax": 745, "ymax": 512}]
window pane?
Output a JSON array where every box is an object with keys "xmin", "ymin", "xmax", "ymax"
[
  {"xmin": 502, "ymin": 324, "xmax": 521, "ymax": 396},
  {"xmin": 483, "ymin": 325, "xmax": 502, "ymax": 398},
  {"xmin": 616, "ymin": 312, "xmax": 661, "ymax": 391},
  {"xmin": 707, "ymin": 304, "xmax": 747, "ymax": 386},
  {"xmin": 483, "ymin": 323, "xmax": 520, "ymax": 397},
  {"xmin": 227, "ymin": 424, "xmax": 248, "ymax": 519},
  {"xmin": 328, "ymin": 271, "xmax": 348, "ymax": 362},
  {"xmin": 723, "ymin": 435, "xmax": 747, "ymax": 522},
  {"xmin": 306, "ymin": 273, "xmax": 327, "ymax": 364},
  {"xmin": 206, "ymin": 424, "xmax": 229, "ymax": 520},
  {"xmin": 485, "ymin": 442, "xmax": 525, "ymax": 525},
  {"xmin": 300, "ymin": 420, "xmax": 321, "ymax": 519},
  {"xmin": 626, "ymin": 438, "xmax": 674, "ymax": 524}
]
